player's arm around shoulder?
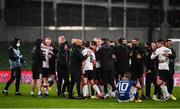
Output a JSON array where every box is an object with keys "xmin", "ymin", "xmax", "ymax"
[{"xmin": 151, "ymin": 48, "xmax": 159, "ymax": 60}]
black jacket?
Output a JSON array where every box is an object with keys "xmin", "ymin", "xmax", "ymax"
[
  {"xmin": 31, "ymin": 47, "xmax": 46, "ymax": 73},
  {"xmin": 96, "ymin": 43, "xmax": 114, "ymax": 71},
  {"xmin": 113, "ymin": 44, "xmax": 130, "ymax": 73},
  {"xmin": 131, "ymin": 45, "xmax": 145, "ymax": 69},
  {"xmin": 169, "ymin": 48, "xmax": 176, "ymax": 72},
  {"xmin": 145, "ymin": 50, "xmax": 158, "ymax": 74},
  {"xmin": 57, "ymin": 43, "xmax": 70, "ymax": 72},
  {"xmin": 49, "ymin": 45, "xmax": 58, "ymax": 68},
  {"xmin": 68, "ymin": 44, "xmax": 87, "ymax": 75}
]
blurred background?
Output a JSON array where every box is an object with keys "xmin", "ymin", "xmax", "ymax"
[{"xmin": 0, "ymin": 0, "xmax": 179, "ymax": 71}]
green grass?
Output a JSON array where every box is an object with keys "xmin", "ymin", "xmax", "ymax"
[{"xmin": 0, "ymin": 84, "xmax": 180, "ymax": 108}]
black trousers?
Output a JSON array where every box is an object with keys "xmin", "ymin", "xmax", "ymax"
[
  {"xmin": 57, "ymin": 69, "xmax": 70, "ymax": 95},
  {"xmin": 168, "ymin": 69, "xmax": 175, "ymax": 94},
  {"xmin": 69, "ymin": 73, "xmax": 81, "ymax": 97},
  {"xmin": 101, "ymin": 70, "xmax": 116, "ymax": 94},
  {"xmin": 4, "ymin": 67, "xmax": 21, "ymax": 92},
  {"xmin": 131, "ymin": 67, "xmax": 143, "ymax": 81},
  {"xmin": 145, "ymin": 72, "xmax": 161, "ymax": 97},
  {"xmin": 62, "ymin": 72, "xmax": 70, "ymax": 94}
]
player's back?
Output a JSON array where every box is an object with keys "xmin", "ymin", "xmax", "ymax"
[{"xmin": 116, "ymin": 80, "xmax": 136, "ymax": 100}]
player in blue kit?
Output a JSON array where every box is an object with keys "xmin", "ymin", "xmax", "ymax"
[{"xmin": 116, "ymin": 72, "xmax": 142, "ymax": 102}]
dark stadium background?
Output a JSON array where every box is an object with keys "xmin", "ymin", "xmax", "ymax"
[{"xmin": 0, "ymin": 0, "xmax": 179, "ymax": 71}]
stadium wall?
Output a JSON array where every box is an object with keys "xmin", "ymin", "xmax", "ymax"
[{"xmin": 0, "ymin": 26, "xmax": 179, "ymax": 42}]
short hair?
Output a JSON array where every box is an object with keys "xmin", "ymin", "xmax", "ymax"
[
  {"xmin": 35, "ymin": 39, "xmax": 43, "ymax": 48},
  {"xmin": 11, "ymin": 38, "xmax": 20, "ymax": 46},
  {"xmin": 74, "ymin": 39, "xmax": 82, "ymax": 45},
  {"xmin": 118, "ymin": 38, "xmax": 125, "ymax": 44},
  {"xmin": 44, "ymin": 36, "xmax": 51, "ymax": 40},
  {"xmin": 157, "ymin": 39, "xmax": 165, "ymax": 45},
  {"xmin": 93, "ymin": 37, "xmax": 101, "ymax": 41},
  {"xmin": 71, "ymin": 38, "xmax": 77, "ymax": 44},
  {"xmin": 157, "ymin": 39, "xmax": 164, "ymax": 42},
  {"xmin": 145, "ymin": 41, "xmax": 151, "ymax": 47},
  {"xmin": 85, "ymin": 41, "xmax": 90, "ymax": 47},
  {"xmin": 91, "ymin": 41, "xmax": 97, "ymax": 46},
  {"xmin": 110, "ymin": 40, "xmax": 114, "ymax": 43},
  {"xmin": 133, "ymin": 38, "xmax": 140, "ymax": 41},
  {"xmin": 166, "ymin": 39, "xmax": 172, "ymax": 42},
  {"xmin": 101, "ymin": 38, "xmax": 107, "ymax": 43},
  {"xmin": 124, "ymin": 72, "xmax": 131, "ymax": 80}
]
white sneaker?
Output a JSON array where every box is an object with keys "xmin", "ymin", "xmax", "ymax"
[
  {"xmin": 30, "ymin": 91, "xmax": 34, "ymax": 96},
  {"xmin": 104, "ymin": 93, "xmax": 110, "ymax": 99},
  {"xmin": 91, "ymin": 95, "xmax": 97, "ymax": 99},
  {"xmin": 110, "ymin": 92, "xmax": 115, "ymax": 97},
  {"xmin": 152, "ymin": 95, "xmax": 161, "ymax": 101},
  {"xmin": 135, "ymin": 99, "xmax": 142, "ymax": 103},
  {"xmin": 163, "ymin": 96, "xmax": 171, "ymax": 102},
  {"xmin": 38, "ymin": 93, "xmax": 43, "ymax": 97}
]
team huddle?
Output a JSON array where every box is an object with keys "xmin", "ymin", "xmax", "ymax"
[{"xmin": 2, "ymin": 36, "xmax": 176, "ymax": 102}]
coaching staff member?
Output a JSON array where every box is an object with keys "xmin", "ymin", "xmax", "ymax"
[
  {"xmin": 57, "ymin": 36, "xmax": 70, "ymax": 97},
  {"xmin": 68, "ymin": 39, "xmax": 89, "ymax": 99},
  {"xmin": 113, "ymin": 38, "xmax": 130, "ymax": 80},
  {"xmin": 96, "ymin": 38, "xmax": 116, "ymax": 98},
  {"xmin": 165, "ymin": 39, "xmax": 176, "ymax": 100}
]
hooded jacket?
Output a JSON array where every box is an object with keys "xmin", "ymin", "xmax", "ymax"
[{"xmin": 8, "ymin": 38, "xmax": 23, "ymax": 69}]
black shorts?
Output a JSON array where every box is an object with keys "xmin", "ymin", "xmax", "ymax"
[
  {"xmin": 32, "ymin": 67, "xmax": 42, "ymax": 79},
  {"xmin": 84, "ymin": 70, "xmax": 94, "ymax": 80},
  {"xmin": 49, "ymin": 64, "xmax": 56, "ymax": 75},
  {"xmin": 42, "ymin": 68, "xmax": 50, "ymax": 78},
  {"xmin": 158, "ymin": 70, "xmax": 169, "ymax": 83},
  {"xmin": 101, "ymin": 70, "xmax": 114, "ymax": 84},
  {"xmin": 131, "ymin": 68, "xmax": 144, "ymax": 80},
  {"xmin": 32, "ymin": 72, "xmax": 41, "ymax": 80},
  {"xmin": 94, "ymin": 68, "xmax": 101, "ymax": 80}
]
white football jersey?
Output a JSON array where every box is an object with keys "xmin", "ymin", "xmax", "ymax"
[
  {"xmin": 82, "ymin": 48, "xmax": 96, "ymax": 71},
  {"xmin": 41, "ymin": 47, "xmax": 49, "ymax": 68},
  {"xmin": 151, "ymin": 46, "xmax": 172, "ymax": 70}
]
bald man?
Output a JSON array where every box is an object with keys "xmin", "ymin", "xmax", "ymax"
[{"xmin": 68, "ymin": 39, "xmax": 89, "ymax": 99}]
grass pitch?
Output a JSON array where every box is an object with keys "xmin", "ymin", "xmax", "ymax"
[{"xmin": 0, "ymin": 84, "xmax": 180, "ymax": 108}]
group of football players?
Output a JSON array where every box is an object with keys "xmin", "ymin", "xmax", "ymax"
[{"xmin": 2, "ymin": 36, "xmax": 176, "ymax": 102}]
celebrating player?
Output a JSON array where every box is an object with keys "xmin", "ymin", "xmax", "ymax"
[{"xmin": 81, "ymin": 41, "xmax": 103, "ymax": 98}]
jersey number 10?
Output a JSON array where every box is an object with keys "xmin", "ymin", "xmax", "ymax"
[{"xmin": 118, "ymin": 82, "xmax": 129, "ymax": 92}]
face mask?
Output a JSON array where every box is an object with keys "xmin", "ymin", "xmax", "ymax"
[{"xmin": 16, "ymin": 43, "xmax": 20, "ymax": 47}]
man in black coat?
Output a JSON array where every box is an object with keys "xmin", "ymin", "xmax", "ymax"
[
  {"xmin": 57, "ymin": 36, "xmax": 70, "ymax": 97},
  {"xmin": 144, "ymin": 42, "xmax": 161, "ymax": 99},
  {"xmin": 165, "ymin": 39, "xmax": 176, "ymax": 100},
  {"xmin": 130, "ymin": 38, "xmax": 145, "ymax": 99},
  {"xmin": 96, "ymin": 38, "xmax": 116, "ymax": 98},
  {"xmin": 68, "ymin": 39, "xmax": 89, "ymax": 99},
  {"xmin": 113, "ymin": 38, "xmax": 130, "ymax": 80}
]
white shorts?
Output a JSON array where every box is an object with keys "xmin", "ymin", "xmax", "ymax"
[{"xmin": 117, "ymin": 87, "xmax": 137, "ymax": 102}]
